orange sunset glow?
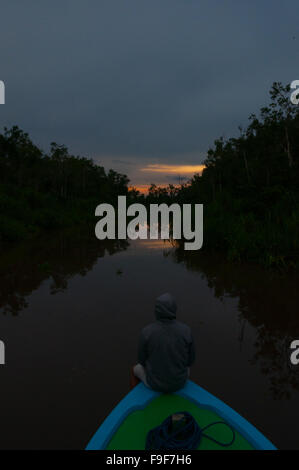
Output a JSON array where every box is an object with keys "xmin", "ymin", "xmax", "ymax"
[
  {"xmin": 140, "ymin": 164, "xmax": 205, "ymax": 174},
  {"xmin": 129, "ymin": 163, "xmax": 205, "ymax": 194},
  {"xmin": 129, "ymin": 184, "xmax": 181, "ymax": 194}
]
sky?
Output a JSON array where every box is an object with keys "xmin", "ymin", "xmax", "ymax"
[{"xmin": 0, "ymin": 1, "xmax": 298, "ymax": 191}]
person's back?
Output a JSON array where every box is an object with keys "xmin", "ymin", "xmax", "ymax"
[{"xmin": 135, "ymin": 293, "xmax": 195, "ymax": 393}]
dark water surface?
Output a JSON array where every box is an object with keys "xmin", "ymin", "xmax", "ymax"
[{"xmin": 0, "ymin": 229, "xmax": 298, "ymax": 449}]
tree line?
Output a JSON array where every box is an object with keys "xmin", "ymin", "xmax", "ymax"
[
  {"xmin": 0, "ymin": 126, "xmax": 129, "ymax": 242},
  {"xmin": 1, "ymin": 82, "xmax": 298, "ymax": 269},
  {"xmin": 139, "ymin": 83, "xmax": 299, "ymax": 269}
]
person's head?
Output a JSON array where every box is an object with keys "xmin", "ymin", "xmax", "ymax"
[{"xmin": 155, "ymin": 293, "xmax": 177, "ymax": 321}]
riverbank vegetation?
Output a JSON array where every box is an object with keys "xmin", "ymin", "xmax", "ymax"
[
  {"xmin": 142, "ymin": 83, "xmax": 299, "ymax": 269},
  {"xmin": 1, "ymin": 82, "xmax": 298, "ymax": 269},
  {"xmin": 0, "ymin": 126, "xmax": 130, "ymax": 242}
]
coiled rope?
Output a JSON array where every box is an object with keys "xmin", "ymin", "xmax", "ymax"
[{"xmin": 145, "ymin": 411, "xmax": 236, "ymax": 450}]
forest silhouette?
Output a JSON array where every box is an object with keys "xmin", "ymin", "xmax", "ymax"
[
  {"xmin": 0, "ymin": 82, "xmax": 298, "ymax": 269},
  {"xmin": 139, "ymin": 82, "xmax": 299, "ymax": 269}
]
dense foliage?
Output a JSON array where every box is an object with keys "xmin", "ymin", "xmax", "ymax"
[
  {"xmin": 0, "ymin": 126, "xmax": 129, "ymax": 242},
  {"xmin": 142, "ymin": 83, "xmax": 299, "ymax": 268},
  {"xmin": 1, "ymin": 82, "xmax": 298, "ymax": 268}
]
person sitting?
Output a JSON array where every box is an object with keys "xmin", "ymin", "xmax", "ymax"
[{"xmin": 132, "ymin": 293, "xmax": 195, "ymax": 393}]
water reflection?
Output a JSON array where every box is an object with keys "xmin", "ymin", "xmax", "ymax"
[
  {"xmin": 0, "ymin": 229, "xmax": 129, "ymax": 316},
  {"xmin": 0, "ymin": 233, "xmax": 298, "ymax": 449},
  {"xmin": 170, "ymin": 246, "xmax": 299, "ymax": 400}
]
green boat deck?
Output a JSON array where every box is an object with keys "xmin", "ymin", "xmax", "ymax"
[{"xmin": 106, "ymin": 394, "xmax": 254, "ymax": 450}]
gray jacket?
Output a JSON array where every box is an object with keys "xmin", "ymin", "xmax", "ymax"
[{"xmin": 138, "ymin": 293, "xmax": 195, "ymax": 393}]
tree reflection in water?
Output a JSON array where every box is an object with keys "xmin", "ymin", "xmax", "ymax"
[
  {"xmin": 0, "ymin": 229, "xmax": 129, "ymax": 316},
  {"xmin": 170, "ymin": 245, "xmax": 299, "ymax": 400}
]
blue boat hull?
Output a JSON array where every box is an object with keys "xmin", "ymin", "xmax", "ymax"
[{"xmin": 86, "ymin": 380, "xmax": 276, "ymax": 450}]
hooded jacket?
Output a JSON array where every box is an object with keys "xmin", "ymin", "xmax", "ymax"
[{"xmin": 138, "ymin": 293, "xmax": 195, "ymax": 393}]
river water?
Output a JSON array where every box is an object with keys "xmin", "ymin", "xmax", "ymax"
[{"xmin": 0, "ymin": 229, "xmax": 298, "ymax": 449}]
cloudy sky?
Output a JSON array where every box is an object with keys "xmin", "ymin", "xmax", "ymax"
[{"xmin": 0, "ymin": 1, "xmax": 298, "ymax": 191}]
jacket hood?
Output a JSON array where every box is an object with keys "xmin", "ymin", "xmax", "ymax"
[{"xmin": 155, "ymin": 293, "xmax": 177, "ymax": 321}]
